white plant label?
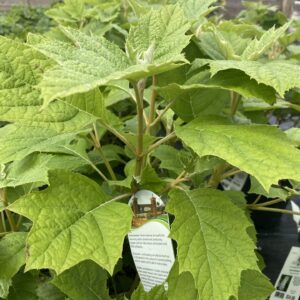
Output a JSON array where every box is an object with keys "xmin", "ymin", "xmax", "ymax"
[
  {"xmin": 270, "ymin": 247, "xmax": 300, "ymax": 300},
  {"xmin": 128, "ymin": 190, "xmax": 175, "ymax": 292},
  {"xmin": 221, "ymin": 172, "xmax": 248, "ymax": 191}
]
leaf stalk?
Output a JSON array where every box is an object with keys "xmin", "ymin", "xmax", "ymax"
[{"xmin": 132, "ymin": 80, "xmax": 146, "ymax": 177}]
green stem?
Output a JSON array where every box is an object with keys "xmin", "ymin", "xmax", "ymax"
[
  {"xmin": 16, "ymin": 216, "xmax": 23, "ymax": 231},
  {"xmin": 96, "ymin": 147, "xmax": 117, "ymax": 181},
  {"xmin": 283, "ymin": 186, "xmax": 300, "ymax": 196},
  {"xmin": 207, "ymin": 163, "xmax": 227, "ymax": 188},
  {"xmin": 252, "ymin": 195, "xmax": 262, "ymax": 205},
  {"xmin": 221, "ymin": 169, "xmax": 241, "ymax": 180},
  {"xmin": 101, "ymin": 121, "xmax": 135, "ymax": 153},
  {"xmin": 230, "ymin": 91, "xmax": 240, "ymax": 117},
  {"xmin": 150, "ymin": 99, "xmax": 175, "ymax": 129},
  {"xmin": 251, "ymin": 198, "xmax": 283, "ymax": 207},
  {"xmin": 162, "ymin": 171, "xmax": 188, "ymax": 194},
  {"xmin": 0, "ymin": 189, "xmax": 16, "ymax": 231},
  {"xmin": 92, "ymin": 124, "xmax": 117, "ymax": 181},
  {"xmin": 101, "ymin": 193, "xmax": 132, "ymax": 206},
  {"xmin": 0, "ymin": 213, "xmax": 3, "ymax": 233},
  {"xmin": 132, "ymin": 80, "xmax": 145, "ymax": 177},
  {"xmin": 143, "ymin": 131, "xmax": 176, "ymax": 156},
  {"xmin": 79, "ymin": 19, "xmax": 85, "ymax": 30},
  {"xmin": 146, "ymin": 76, "xmax": 157, "ymax": 134},
  {"xmin": 248, "ymin": 206, "xmax": 300, "ymax": 216},
  {"xmin": 0, "ymin": 231, "xmax": 9, "ymax": 237},
  {"xmin": 63, "ymin": 146, "xmax": 109, "ymax": 182},
  {"xmin": 1, "ymin": 212, "xmax": 7, "ymax": 232}
]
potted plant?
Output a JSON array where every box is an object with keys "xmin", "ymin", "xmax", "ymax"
[{"xmin": 1, "ymin": 0, "xmax": 300, "ymax": 299}]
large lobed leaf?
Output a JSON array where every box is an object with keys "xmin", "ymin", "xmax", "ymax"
[
  {"xmin": 126, "ymin": 5, "xmax": 190, "ymax": 64},
  {"xmin": 6, "ymin": 272, "xmax": 39, "ymax": 300},
  {"xmin": 167, "ymin": 260, "xmax": 199, "ymax": 300},
  {"xmin": 198, "ymin": 22, "xmax": 290, "ymax": 61},
  {"xmin": 0, "ymin": 125, "xmax": 86, "ymax": 164},
  {"xmin": 197, "ymin": 59, "xmax": 300, "ymax": 97},
  {"xmin": 0, "ymin": 36, "xmax": 51, "ymax": 119},
  {"xmin": 0, "ymin": 36, "xmax": 99, "ymax": 169},
  {"xmin": 0, "ymin": 152, "xmax": 90, "ymax": 189},
  {"xmin": 0, "ymin": 232, "xmax": 27, "ymax": 298},
  {"xmin": 131, "ymin": 260, "xmax": 199, "ymax": 300},
  {"xmin": 157, "ymin": 64, "xmax": 277, "ymax": 112},
  {"xmin": 29, "ymin": 5, "xmax": 190, "ymax": 107},
  {"xmin": 241, "ymin": 22, "xmax": 290, "ymax": 60},
  {"xmin": 131, "ymin": 284, "xmax": 167, "ymax": 300},
  {"xmin": 166, "ymin": 188, "xmax": 258, "ymax": 300},
  {"xmin": 52, "ymin": 260, "xmax": 111, "ymax": 300},
  {"xmin": 0, "ymin": 36, "xmax": 95, "ymax": 130},
  {"xmin": 176, "ymin": 116, "xmax": 300, "ymax": 191},
  {"xmin": 178, "ymin": 0, "xmax": 218, "ymax": 21},
  {"xmin": 236, "ymin": 270, "xmax": 274, "ymax": 300},
  {"xmin": 9, "ymin": 170, "xmax": 133, "ymax": 275}
]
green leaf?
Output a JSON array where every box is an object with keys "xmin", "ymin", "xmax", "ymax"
[
  {"xmin": 166, "ymin": 188, "xmax": 258, "ymax": 300},
  {"xmin": 64, "ymin": 88, "xmax": 105, "ymax": 119},
  {"xmin": 171, "ymin": 88, "xmax": 229, "ymax": 121},
  {"xmin": 139, "ymin": 164, "xmax": 165, "ymax": 193},
  {"xmin": 0, "ymin": 151, "xmax": 91, "ymax": 189},
  {"xmin": 285, "ymin": 127, "xmax": 300, "ymax": 147},
  {"xmin": 249, "ymin": 176, "xmax": 289, "ymax": 199},
  {"xmin": 0, "ymin": 36, "xmax": 51, "ymax": 121},
  {"xmin": 7, "ymin": 271, "xmax": 38, "ymax": 300},
  {"xmin": 0, "ymin": 124, "xmax": 86, "ymax": 164},
  {"xmin": 126, "ymin": 5, "xmax": 190, "ymax": 65},
  {"xmin": 176, "ymin": 116, "xmax": 300, "ymax": 191},
  {"xmin": 127, "ymin": 0, "xmax": 148, "ymax": 17},
  {"xmin": 157, "ymin": 67, "xmax": 230, "ymax": 121},
  {"xmin": 0, "ymin": 153, "xmax": 52, "ymax": 188},
  {"xmin": 198, "ymin": 59, "xmax": 300, "ymax": 97},
  {"xmin": 0, "ymin": 38, "xmax": 95, "ymax": 131},
  {"xmin": 0, "ymin": 38, "xmax": 96, "ymax": 127},
  {"xmin": 236, "ymin": 270, "xmax": 274, "ymax": 300},
  {"xmin": 152, "ymin": 145, "xmax": 192, "ymax": 174},
  {"xmin": 0, "ymin": 45, "xmax": 94, "ymax": 129},
  {"xmin": 8, "ymin": 170, "xmax": 133, "ymax": 275},
  {"xmin": 0, "ymin": 232, "xmax": 27, "ymax": 298},
  {"xmin": 199, "ymin": 30, "xmax": 250, "ymax": 60},
  {"xmin": 0, "ymin": 280, "xmax": 11, "ymax": 300},
  {"xmin": 8, "ymin": 100, "xmax": 95, "ymax": 132},
  {"xmin": 242, "ymin": 97, "xmax": 291, "ymax": 112},
  {"xmin": 158, "ymin": 67, "xmax": 276, "ymax": 106},
  {"xmin": 29, "ymin": 6, "xmax": 190, "ymax": 107},
  {"xmin": 129, "ymin": 261, "xmax": 199, "ymax": 300},
  {"xmin": 27, "ymin": 29, "xmax": 128, "ymax": 107},
  {"xmin": 46, "ymin": 0, "xmax": 119, "ymax": 29},
  {"xmin": 241, "ymin": 22, "xmax": 290, "ymax": 60},
  {"xmin": 52, "ymin": 260, "xmax": 111, "ymax": 300},
  {"xmin": 167, "ymin": 261, "xmax": 198, "ymax": 300},
  {"xmin": 36, "ymin": 282, "xmax": 66, "ymax": 300},
  {"xmin": 0, "ymin": 37, "xmax": 96, "ymax": 169},
  {"xmin": 131, "ymin": 284, "xmax": 167, "ymax": 300},
  {"xmin": 45, "ymin": 0, "xmax": 86, "ymax": 25},
  {"xmin": 178, "ymin": 0, "xmax": 218, "ymax": 21},
  {"xmin": 218, "ymin": 21, "xmax": 264, "ymax": 38},
  {"xmin": 0, "ymin": 37, "xmax": 94, "ymax": 130}
]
